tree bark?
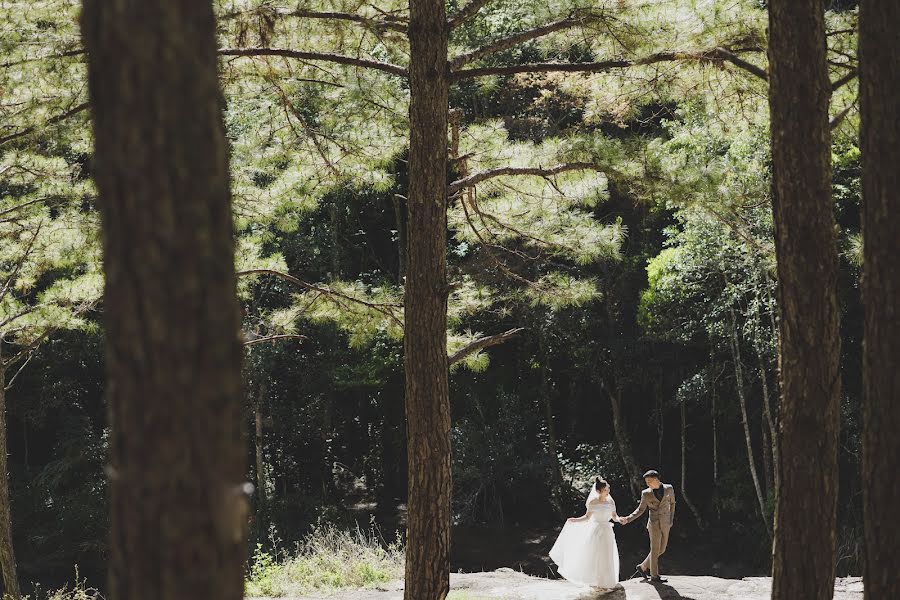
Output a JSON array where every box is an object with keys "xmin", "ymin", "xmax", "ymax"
[
  {"xmin": 859, "ymin": 1, "xmax": 900, "ymax": 597},
  {"xmin": 403, "ymin": 0, "xmax": 451, "ymax": 596},
  {"xmin": 727, "ymin": 309, "xmax": 769, "ymax": 534},
  {"xmin": 0, "ymin": 355, "xmax": 22, "ymax": 600},
  {"xmin": 767, "ymin": 1, "xmax": 842, "ymax": 598},
  {"xmin": 80, "ymin": 2, "xmax": 248, "ymax": 599}
]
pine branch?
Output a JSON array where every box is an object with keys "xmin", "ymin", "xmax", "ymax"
[
  {"xmin": 448, "ymin": 162, "xmax": 602, "ymax": 195},
  {"xmin": 236, "ymin": 269, "xmax": 403, "ymax": 327},
  {"xmin": 219, "ymin": 8, "xmax": 408, "ymax": 33},
  {"xmin": 451, "ymin": 47, "xmax": 768, "ymax": 81},
  {"xmin": 448, "ymin": 0, "xmax": 491, "ymax": 29},
  {"xmin": 449, "ymin": 327, "xmax": 524, "ymax": 365},
  {"xmin": 0, "ymin": 224, "xmax": 42, "ymax": 304},
  {"xmin": 218, "ymin": 48, "xmax": 407, "ymax": 77},
  {"xmin": 0, "ymin": 101, "xmax": 89, "ymax": 147},
  {"xmin": 451, "ymin": 17, "xmax": 583, "ymax": 69}
]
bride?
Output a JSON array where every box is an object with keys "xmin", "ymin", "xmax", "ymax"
[{"xmin": 549, "ymin": 476, "xmax": 621, "ymax": 592}]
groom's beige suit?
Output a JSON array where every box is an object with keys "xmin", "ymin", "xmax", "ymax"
[{"xmin": 622, "ymin": 484, "xmax": 676, "ymax": 577}]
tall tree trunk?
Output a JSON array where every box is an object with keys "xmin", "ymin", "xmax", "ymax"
[
  {"xmin": 761, "ymin": 411, "xmax": 773, "ymax": 498},
  {"xmin": 859, "ymin": 1, "xmax": 900, "ymax": 597},
  {"xmin": 756, "ymin": 270, "xmax": 781, "ymax": 494},
  {"xmin": 81, "ymin": 3, "xmax": 248, "ymax": 599},
  {"xmin": 711, "ymin": 379, "xmax": 720, "ymax": 522},
  {"xmin": 757, "ymin": 345, "xmax": 779, "ymax": 496},
  {"xmin": 404, "ymin": 0, "xmax": 451, "ymax": 596},
  {"xmin": 599, "ymin": 374, "xmax": 642, "ymax": 496},
  {"xmin": 727, "ymin": 309, "xmax": 769, "ymax": 534},
  {"xmin": 654, "ymin": 377, "xmax": 664, "ymax": 465},
  {"xmin": 680, "ymin": 398, "xmax": 704, "ymax": 529},
  {"xmin": 0, "ymin": 355, "xmax": 21, "ymax": 600},
  {"xmin": 255, "ymin": 381, "xmax": 268, "ymax": 525},
  {"xmin": 768, "ymin": 1, "xmax": 842, "ymax": 598},
  {"xmin": 538, "ymin": 327, "xmax": 565, "ymax": 516}
]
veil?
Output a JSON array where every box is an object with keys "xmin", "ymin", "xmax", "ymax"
[{"xmin": 585, "ymin": 485, "xmax": 601, "ymax": 508}]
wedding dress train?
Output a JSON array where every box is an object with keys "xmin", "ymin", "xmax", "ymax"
[{"xmin": 549, "ymin": 494, "xmax": 620, "ymax": 588}]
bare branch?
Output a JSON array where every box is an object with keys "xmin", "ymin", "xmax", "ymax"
[
  {"xmin": 448, "ymin": 0, "xmax": 492, "ymax": 29},
  {"xmin": 452, "ymin": 47, "xmax": 768, "ymax": 81},
  {"xmin": 218, "ymin": 47, "xmax": 407, "ymax": 77},
  {"xmin": 0, "ymin": 48, "xmax": 85, "ymax": 68},
  {"xmin": 449, "ymin": 162, "xmax": 602, "ymax": 195},
  {"xmin": 449, "ymin": 327, "xmax": 524, "ymax": 365},
  {"xmin": 0, "ymin": 197, "xmax": 52, "ymax": 222},
  {"xmin": 830, "ymin": 69, "xmax": 858, "ymax": 92},
  {"xmin": 0, "ymin": 101, "xmax": 89, "ymax": 147},
  {"xmin": 830, "ymin": 102, "xmax": 856, "ymax": 130},
  {"xmin": 242, "ymin": 333, "xmax": 309, "ymax": 347},
  {"xmin": 451, "ymin": 17, "xmax": 582, "ymax": 69},
  {"xmin": 219, "ymin": 7, "xmax": 408, "ymax": 33}
]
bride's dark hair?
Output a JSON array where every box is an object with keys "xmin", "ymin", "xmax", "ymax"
[{"xmin": 594, "ymin": 476, "xmax": 608, "ymax": 491}]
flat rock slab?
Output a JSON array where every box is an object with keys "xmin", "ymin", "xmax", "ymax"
[{"xmin": 262, "ymin": 569, "xmax": 864, "ymax": 600}]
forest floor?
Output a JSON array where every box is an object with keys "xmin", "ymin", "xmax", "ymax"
[{"xmin": 255, "ymin": 569, "xmax": 864, "ymax": 600}]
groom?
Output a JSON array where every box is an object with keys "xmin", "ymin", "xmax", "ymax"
[{"xmin": 617, "ymin": 469, "xmax": 676, "ymax": 583}]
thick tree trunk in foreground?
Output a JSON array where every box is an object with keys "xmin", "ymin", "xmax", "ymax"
[
  {"xmin": 859, "ymin": 1, "xmax": 900, "ymax": 597},
  {"xmin": 81, "ymin": 2, "xmax": 248, "ymax": 599},
  {"xmin": 404, "ymin": 0, "xmax": 451, "ymax": 597},
  {"xmin": 767, "ymin": 1, "xmax": 842, "ymax": 598},
  {"xmin": 0, "ymin": 356, "xmax": 21, "ymax": 600}
]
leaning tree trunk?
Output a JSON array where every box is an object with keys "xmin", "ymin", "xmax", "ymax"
[
  {"xmin": 859, "ymin": 1, "xmax": 900, "ymax": 597},
  {"xmin": 80, "ymin": 3, "xmax": 248, "ymax": 599},
  {"xmin": 0, "ymin": 356, "xmax": 21, "ymax": 600},
  {"xmin": 768, "ymin": 1, "xmax": 842, "ymax": 598},
  {"xmin": 727, "ymin": 310, "xmax": 768, "ymax": 534},
  {"xmin": 599, "ymin": 374, "xmax": 643, "ymax": 496},
  {"xmin": 404, "ymin": 0, "xmax": 451, "ymax": 597}
]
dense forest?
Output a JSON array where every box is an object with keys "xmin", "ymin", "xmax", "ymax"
[{"xmin": 0, "ymin": 0, "xmax": 897, "ymax": 599}]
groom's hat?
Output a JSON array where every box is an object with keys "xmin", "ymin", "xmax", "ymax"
[{"xmin": 643, "ymin": 469, "xmax": 660, "ymax": 479}]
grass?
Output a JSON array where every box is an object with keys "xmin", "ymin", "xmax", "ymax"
[{"xmin": 245, "ymin": 522, "xmax": 405, "ymax": 597}]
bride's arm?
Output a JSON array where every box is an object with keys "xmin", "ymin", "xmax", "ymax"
[{"xmin": 568, "ymin": 499, "xmax": 595, "ymax": 522}]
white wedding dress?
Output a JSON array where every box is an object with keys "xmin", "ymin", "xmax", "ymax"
[{"xmin": 549, "ymin": 492, "xmax": 620, "ymax": 588}]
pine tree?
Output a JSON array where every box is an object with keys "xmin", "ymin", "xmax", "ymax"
[
  {"xmin": 767, "ymin": 1, "xmax": 842, "ymax": 599},
  {"xmin": 80, "ymin": 1, "xmax": 248, "ymax": 598}
]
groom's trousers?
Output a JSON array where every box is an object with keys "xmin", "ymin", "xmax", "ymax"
[{"xmin": 640, "ymin": 521, "xmax": 670, "ymax": 577}]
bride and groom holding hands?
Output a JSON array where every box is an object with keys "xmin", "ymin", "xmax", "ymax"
[{"xmin": 548, "ymin": 469, "xmax": 676, "ymax": 593}]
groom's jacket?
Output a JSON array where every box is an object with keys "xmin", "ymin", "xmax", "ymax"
[{"xmin": 623, "ymin": 484, "xmax": 676, "ymax": 529}]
